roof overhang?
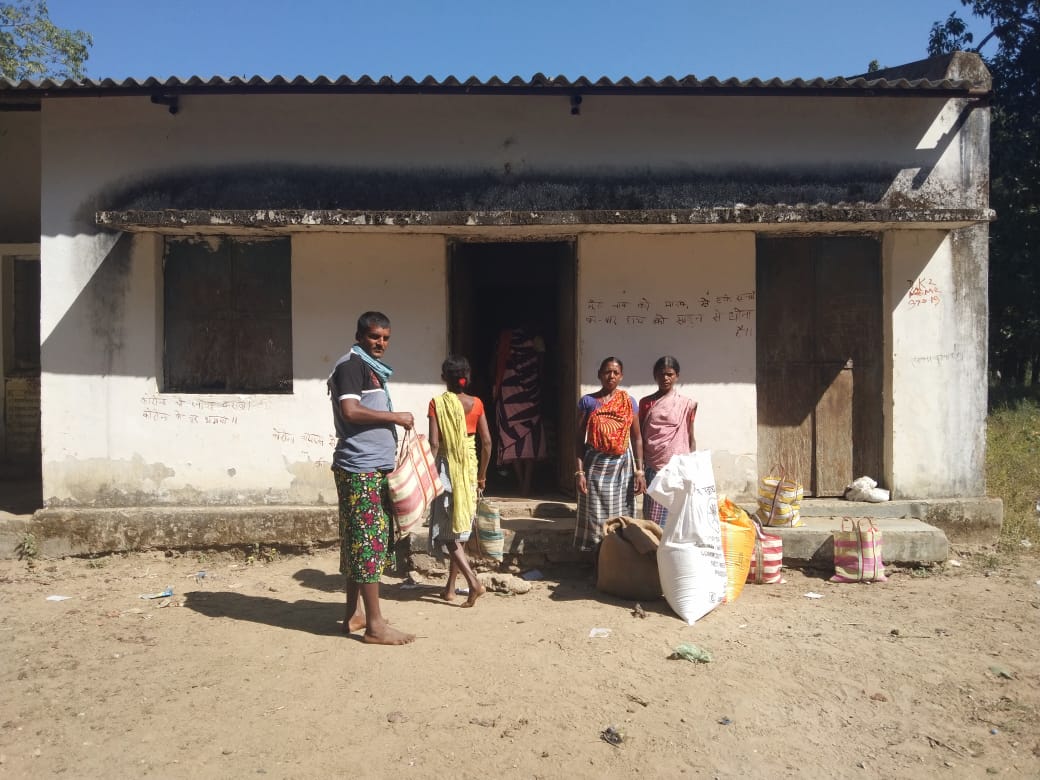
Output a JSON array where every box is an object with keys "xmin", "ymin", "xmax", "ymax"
[{"xmin": 96, "ymin": 207, "xmax": 995, "ymax": 236}]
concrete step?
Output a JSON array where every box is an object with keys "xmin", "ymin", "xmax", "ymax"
[
  {"xmin": 475, "ymin": 492, "xmax": 1001, "ymax": 548},
  {"xmin": 0, "ymin": 490, "xmax": 984, "ymax": 563},
  {"xmin": 406, "ymin": 510, "xmax": 950, "ymax": 571},
  {"xmin": 762, "ymin": 517, "xmax": 948, "ymax": 566}
]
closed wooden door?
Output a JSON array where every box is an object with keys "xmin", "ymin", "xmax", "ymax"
[{"xmin": 756, "ymin": 236, "xmax": 882, "ymax": 496}]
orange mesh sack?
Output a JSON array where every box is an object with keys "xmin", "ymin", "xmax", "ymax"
[{"xmin": 718, "ymin": 497, "xmax": 755, "ymax": 603}]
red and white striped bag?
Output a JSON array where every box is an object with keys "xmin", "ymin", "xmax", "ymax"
[
  {"xmin": 830, "ymin": 518, "xmax": 887, "ymax": 583},
  {"xmin": 387, "ymin": 430, "xmax": 444, "ymax": 535},
  {"xmin": 747, "ymin": 517, "xmax": 783, "ymax": 584}
]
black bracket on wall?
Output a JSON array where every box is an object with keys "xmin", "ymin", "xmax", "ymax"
[{"xmin": 150, "ymin": 94, "xmax": 180, "ymax": 115}]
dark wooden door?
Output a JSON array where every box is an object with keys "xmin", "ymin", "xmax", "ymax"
[
  {"xmin": 756, "ymin": 236, "xmax": 882, "ymax": 496},
  {"xmin": 2, "ymin": 254, "xmax": 42, "ymax": 478}
]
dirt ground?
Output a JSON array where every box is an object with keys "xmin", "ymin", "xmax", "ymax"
[{"xmin": 1, "ymin": 545, "xmax": 1038, "ymax": 779}]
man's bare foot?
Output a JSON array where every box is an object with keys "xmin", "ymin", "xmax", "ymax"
[
  {"xmin": 439, "ymin": 588, "xmax": 457, "ymax": 602},
  {"xmin": 363, "ymin": 624, "xmax": 416, "ymax": 645},
  {"xmin": 461, "ymin": 585, "xmax": 486, "ymax": 608},
  {"xmin": 343, "ymin": 612, "xmax": 367, "ymax": 633}
]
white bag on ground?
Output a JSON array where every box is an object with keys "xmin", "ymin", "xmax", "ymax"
[
  {"xmin": 650, "ymin": 451, "xmax": 726, "ymax": 625},
  {"xmin": 843, "ymin": 475, "xmax": 890, "ymax": 503}
]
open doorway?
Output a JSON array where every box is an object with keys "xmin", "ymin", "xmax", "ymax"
[{"xmin": 448, "ymin": 240, "xmax": 577, "ymax": 496}]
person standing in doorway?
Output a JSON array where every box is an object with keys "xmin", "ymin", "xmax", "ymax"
[
  {"xmin": 493, "ymin": 325, "xmax": 548, "ymax": 496},
  {"xmin": 328, "ymin": 311, "xmax": 415, "ymax": 645}
]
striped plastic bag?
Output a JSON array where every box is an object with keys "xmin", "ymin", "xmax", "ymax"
[
  {"xmin": 830, "ymin": 518, "xmax": 886, "ymax": 583},
  {"xmin": 755, "ymin": 467, "xmax": 803, "ymax": 527},
  {"xmin": 472, "ymin": 496, "xmax": 504, "ymax": 562},
  {"xmin": 388, "ymin": 430, "xmax": 444, "ymax": 535},
  {"xmin": 747, "ymin": 517, "xmax": 783, "ymax": 584}
]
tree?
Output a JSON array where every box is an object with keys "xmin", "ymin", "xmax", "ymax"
[
  {"xmin": 0, "ymin": 1, "xmax": 91, "ymax": 80},
  {"xmin": 930, "ymin": 1, "xmax": 1040, "ymax": 386}
]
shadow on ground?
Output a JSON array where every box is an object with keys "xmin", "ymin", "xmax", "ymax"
[
  {"xmin": 292, "ymin": 568, "xmax": 342, "ymax": 593},
  {"xmin": 183, "ymin": 591, "xmax": 345, "ymax": 637}
]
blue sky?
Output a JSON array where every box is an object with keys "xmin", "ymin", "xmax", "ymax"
[{"xmin": 50, "ymin": 1, "xmax": 985, "ymax": 81}]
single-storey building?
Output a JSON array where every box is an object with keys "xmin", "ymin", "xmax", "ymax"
[{"xmin": 0, "ymin": 52, "xmax": 1001, "ymax": 554}]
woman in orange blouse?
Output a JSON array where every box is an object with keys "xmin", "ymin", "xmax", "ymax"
[{"xmin": 428, "ymin": 356, "xmax": 492, "ymax": 607}]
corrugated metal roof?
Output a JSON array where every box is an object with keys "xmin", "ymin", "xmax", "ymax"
[
  {"xmin": 0, "ymin": 71, "xmax": 986, "ymax": 97},
  {"xmin": 0, "ymin": 53, "xmax": 991, "ymax": 102}
]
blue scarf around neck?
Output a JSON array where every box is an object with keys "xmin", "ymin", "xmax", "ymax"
[{"xmin": 350, "ymin": 344, "xmax": 394, "ymax": 411}]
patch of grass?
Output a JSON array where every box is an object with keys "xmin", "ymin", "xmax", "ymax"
[
  {"xmin": 987, "ymin": 389, "xmax": 1040, "ymax": 548},
  {"xmin": 16, "ymin": 533, "xmax": 38, "ymax": 569},
  {"xmin": 245, "ymin": 543, "xmax": 278, "ymax": 565}
]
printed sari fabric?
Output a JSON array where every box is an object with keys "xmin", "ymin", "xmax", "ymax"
[
  {"xmin": 494, "ymin": 329, "xmax": 548, "ymax": 464},
  {"xmin": 574, "ymin": 448, "xmax": 634, "ymax": 552},
  {"xmin": 586, "ymin": 390, "xmax": 634, "ymax": 456},
  {"xmin": 428, "ymin": 393, "xmax": 478, "ymax": 556},
  {"xmin": 642, "ymin": 467, "xmax": 668, "ymax": 527},
  {"xmin": 334, "ymin": 467, "xmax": 395, "ymax": 583}
]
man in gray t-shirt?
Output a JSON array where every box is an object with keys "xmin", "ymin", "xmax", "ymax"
[{"xmin": 328, "ymin": 311, "xmax": 415, "ymax": 645}]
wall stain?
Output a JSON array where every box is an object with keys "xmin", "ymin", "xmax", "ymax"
[
  {"xmin": 94, "ymin": 163, "xmax": 938, "ymax": 215},
  {"xmin": 710, "ymin": 450, "xmax": 757, "ymax": 499},
  {"xmin": 43, "ymin": 456, "xmax": 338, "ymax": 508},
  {"xmin": 286, "ymin": 460, "xmax": 334, "ymax": 505},
  {"xmin": 46, "ymin": 454, "xmax": 176, "ymax": 507}
]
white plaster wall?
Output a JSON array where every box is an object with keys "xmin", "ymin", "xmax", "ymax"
[
  {"xmin": 885, "ymin": 230, "xmax": 984, "ymax": 497},
  {"xmin": 37, "ymin": 93, "xmax": 958, "ymax": 199},
  {"xmin": 577, "ymin": 233, "xmax": 757, "ymax": 496},
  {"xmin": 39, "ymin": 230, "xmax": 446, "ymax": 505}
]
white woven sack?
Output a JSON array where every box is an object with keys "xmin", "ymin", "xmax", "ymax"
[{"xmin": 650, "ymin": 451, "xmax": 726, "ymax": 625}]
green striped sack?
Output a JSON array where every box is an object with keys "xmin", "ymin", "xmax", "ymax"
[{"xmin": 474, "ymin": 498, "xmax": 504, "ymax": 561}]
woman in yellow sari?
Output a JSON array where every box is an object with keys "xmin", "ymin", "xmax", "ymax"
[{"xmin": 428, "ymin": 356, "xmax": 492, "ymax": 607}]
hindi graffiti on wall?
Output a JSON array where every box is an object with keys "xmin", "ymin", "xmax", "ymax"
[
  {"xmin": 139, "ymin": 395, "xmax": 269, "ymax": 425},
  {"xmin": 585, "ymin": 291, "xmax": 756, "ymax": 338},
  {"xmin": 137, "ymin": 395, "xmax": 333, "ymax": 464}
]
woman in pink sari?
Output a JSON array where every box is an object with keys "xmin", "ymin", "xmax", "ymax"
[{"xmin": 638, "ymin": 356, "xmax": 698, "ymax": 527}]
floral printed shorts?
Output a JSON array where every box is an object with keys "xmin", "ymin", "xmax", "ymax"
[{"xmin": 333, "ymin": 468, "xmax": 395, "ymax": 584}]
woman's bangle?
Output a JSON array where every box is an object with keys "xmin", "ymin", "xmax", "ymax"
[
  {"xmin": 634, "ymin": 470, "xmax": 645, "ymax": 476},
  {"xmin": 574, "ymin": 470, "xmax": 585, "ymax": 476}
]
